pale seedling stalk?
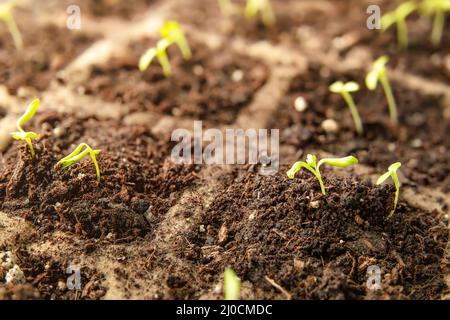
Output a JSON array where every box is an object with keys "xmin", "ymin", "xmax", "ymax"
[
  {"xmin": 10, "ymin": 98, "xmax": 40, "ymax": 157},
  {"xmin": 0, "ymin": 0, "xmax": 23, "ymax": 50},
  {"xmin": 224, "ymin": 267, "xmax": 240, "ymax": 300},
  {"xmin": 287, "ymin": 154, "xmax": 359, "ymax": 195},
  {"xmin": 366, "ymin": 56, "xmax": 398, "ymax": 125},
  {"xmin": 420, "ymin": 0, "xmax": 450, "ymax": 46},
  {"xmin": 381, "ymin": 1, "xmax": 417, "ymax": 50},
  {"xmin": 329, "ymin": 81, "xmax": 363, "ymax": 135},
  {"xmin": 245, "ymin": 0, "xmax": 276, "ymax": 27},
  {"xmin": 58, "ymin": 143, "xmax": 101, "ymax": 182},
  {"xmin": 376, "ymin": 162, "xmax": 402, "ymax": 219},
  {"xmin": 139, "ymin": 21, "xmax": 191, "ymax": 77}
]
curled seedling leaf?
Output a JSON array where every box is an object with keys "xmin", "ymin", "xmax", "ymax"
[
  {"xmin": 0, "ymin": 0, "xmax": 23, "ymax": 50},
  {"xmin": 376, "ymin": 162, "xmax": 402, "ymax": 219},
  {"xmin": 329, "ymin": 81, "xmax": 363, "ymax": 135},
  {"xmin": 366, "ymin": 56, "xmax": 398, "ymax": 125},
  {"xmin": 420, "ymin": 0, "xmax": 450, "ymax": 46},
  {"xmin": 10, "ymin": 98, "xmax": 40, "ymax": 158},
  {"xmin": 381, "ymin": 1, "xmax": 417, "ymax": 50},
  {"xmin": 224, "ymin": 267, "xmax": 240, "ymax": 300},
  {"xmin": 58, "ymin": 143, "xmax": 101, "ymax": 182},
  {"xmin": 245, "ymin": 0, "xmax": 276, "ymax": 27},
  {"xmin": 287, "ymin": 154, "xmax": 359, "ymax": 195}
]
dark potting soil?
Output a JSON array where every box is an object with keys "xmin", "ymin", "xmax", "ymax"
[
  {"xmin": 80, "ymin": 38, "xmax": 268, "ymax": 124},
  {"xmin": 0, "ymin": 111, "xmax": 198, "ymax": 240},
  {"xmin": 180, "ymin": 168, "xmax": 448, "ymax": 299}
]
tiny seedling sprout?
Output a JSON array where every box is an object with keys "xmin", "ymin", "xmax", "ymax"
[
  {"xmin": 381, "ymin": 1, "xmax": 417, "ymax": 50},
  {"xmin": 58, "ymin": 143, "xmax": 102, "ymax": 182},
  {"xmin": 329, "ymin": 81, "xmax": 363, "ymax": 135},
  {"xmin": 0, "ymin": 0, "xmax": 23, "ymax": 50},
  {"xmin": 287, "ymin": 154, "xmax": 359, "ymax": 195},
  {"xmin": 224, "ymin": 267, "xmax": 240, "ymax": 300},
  {"xmin": 376, "ymin": 162, "xmax": 402, "ymax": 219},
  {"xmin": 139, "ymin": 21, "xmax": 191, "ymax": 77},
  {"xmin": 366, "ymin": 56, "xmax": 398, "ymax": 125},
  {"xmin": 10, "ymin": 98, "xmax": 40, "ymax": 158},
  {"xmin": 245, "ymin": 0, "xmax": 276, "ymax": 27},
  {"xmin": 420, "ymin": 0, "xmax": 450, "ymax": 46}
]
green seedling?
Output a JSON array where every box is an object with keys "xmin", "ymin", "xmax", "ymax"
[
  {"xmin": 329, "ymin": 81, "xmax": 363, "ymax": 135},
  {"xmin": 58, "ymin": 143, "xmax": 101, "ymax": 182},
  {"xmin": 224, "ymin": 267, "xmax": 240, "ymax": 300},
  {"xmin": 0, "ymin": 0, "xmax": 23, "ymax": 50},
  {"xmin": 376, "ymin": 162, "xmax": 402, "ymax": 219},
  {"xmin": 139, "ymin": 21, "xmax": 191, "ymax": 77},
  {"xmin": 381, "ymin": 1, "xmax": 417, "ymax": 50},
  {"xmin": 420, "ymin": 0, "xmax": 450, "ymax": 46},
  {"xmin": 10, "ymin": 98, "xmax": 40, "ymax": 158},
  {"xmin": 159, "ymin": 21, "xmax": 192, "ymax": 60},
  {"xmin": 245, "ymin": 0, "xmax": 276, "ymax": 27},
  {"xmin": 287, "ymin": 154, "xmax": 359, "ymax": 195},
  {"xmin": 366, "ymin": 56, "xmax": 398, "ymax": 125}
]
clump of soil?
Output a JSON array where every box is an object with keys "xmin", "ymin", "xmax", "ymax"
[
  {"xmin": 270, "ymin": 63, "xmax": 449, "ymax": 187},
  {"xmin": 0, "ymin": 245, "xmax": 106, "ymax": 300},
  {"xmin": 0, "ymin": 24, "xmax": 97, "ymax": 95},
  {"xmin": 182, "ymin": 168, "xmax": 448, "ymax": 299},
  {"xmin": 0, "ymin": 112, "xmax": 198, "ymax": 240},
  {"xmin": 80, "ymin": 38, "xmax": 268, "ymax": 124}
]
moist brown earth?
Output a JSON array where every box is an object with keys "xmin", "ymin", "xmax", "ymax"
[
  {"xmin": 0, "ymin": 24, "xmax": 97, "ymax": 95},
  {"xmin": 0, "ymin": 112, "xmax": 198, "ymax": 239}
]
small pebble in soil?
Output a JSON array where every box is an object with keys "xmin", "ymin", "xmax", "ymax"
[
  {"xmin": 294, "ymin": 96, "xmax": 308, "ymax": 112},
  {"xmin": 0, "ymin": 251, "xmax": 17, "ymax": 270},
  {"xmin": 5, "ymin": 265, "xmax": 26, "ymax": 284},
  {"xmin": 199, "ymin": 225, "xmax": 206, "ymax": 233},
  {"xmin": 310, "ymin": 200, "xmax": 320, "ymax": 208},
  {"xmin": 232, "ymin": 69, "xmax": 244, "ymax": 82},
  {"xmin": 321, "ymin": 119, "xmax": 339, "ymax": 133}
]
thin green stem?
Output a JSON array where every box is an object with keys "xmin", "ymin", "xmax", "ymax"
[
  {"xmin": 342, "ymin": 92, "xmax": 363, "ymax": 135},
  {"xmin": 380, "ymin": 73, "xmax": 398, "ymax": 125},
  {"xmin": 431, "ymin": 10, "xmax": 444, "ymax": 46},
  {"xmin": 26, "ymin": 139, "xmax": 35, "ymax": 158},
  {"xmin": 314, "ymin": 170, "xmax": 326, "ymax": 195}
]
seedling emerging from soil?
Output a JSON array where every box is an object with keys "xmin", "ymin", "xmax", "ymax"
[
  {"xmin": 58, "ymin": 143, "xmax": 101, "ymax": 182},
  {"xmin": 139, "ymin": 21, "xmax": 191, "ymax": 77},
  {"xmin": 224, "ymin": 267, "xmax": 240, "ymax": 300},
  {"xmin": 245, "ymin": 0, "xmax": 276, "ymax": 27},
  {"xmin": 329, "ymin": 81, "xmax": 363, "ymax": 135},
  {"xmin": 287, "ymin": 154, "xmax": 359, "ymax": 195},
  {"xmin": 376, "ymin": 162, "xmax": 402, "ymax": 219},
  {"xmin": 420, "ymin": 0, "xmax": 450, "ymax": 46},
  {"xmin": 366, "ymin": 56, "xmax": 398, "ymax": 125},
  {"xmin": 159, "ymin": 21, "xmax": 192, "ymax": 61},
  {"xmin": 10, "ymin": 98, "xmax": 40, "ymax": 158},
  {"xmin": 381, "ymin": 1, "xmax": 417, "ymax": 50},
  {"xmin": 0, "ymin": 0, "xmax": 23, "ymax": 50}
]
